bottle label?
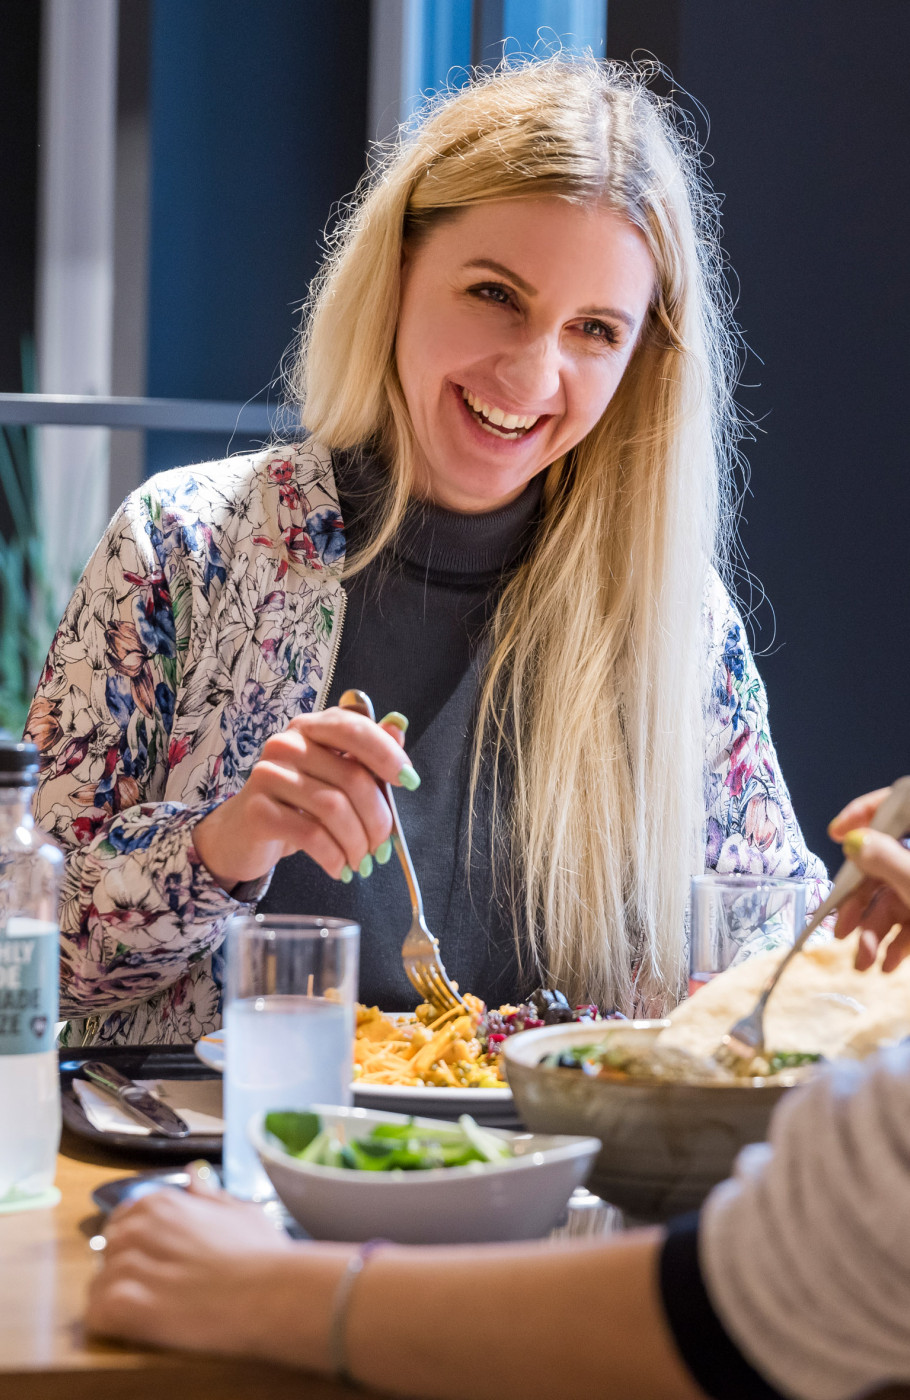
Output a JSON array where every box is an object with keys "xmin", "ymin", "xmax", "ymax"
[{"xmin": 0, "ymin": 918, "xmax": 59, "ymax": 1055}]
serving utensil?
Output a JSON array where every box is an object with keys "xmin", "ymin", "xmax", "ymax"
[
  {"xmin": 715, "ymin": 775, "xmax": 910, "ymax": 1071},
  {"xmin": 338, "ymin": 688, "xmax": 466, "ymax": 1015}
]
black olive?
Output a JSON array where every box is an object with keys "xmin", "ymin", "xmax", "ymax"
[{"xmin": 530, "ymin": 986, "xmax": 575, "ymax": 1023}]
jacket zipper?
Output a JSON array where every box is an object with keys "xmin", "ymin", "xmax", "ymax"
[
  {"xmin": 317, "ymin": 586, "xmax": 347, "ymax": 711},
  {"xmin": 80, "ymin": 1013, "xmax": 102, "ymax": 1046}
]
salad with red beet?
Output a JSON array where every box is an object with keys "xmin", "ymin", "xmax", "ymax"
[{"xmin": 479, "ymin": 987, "xmax": 622, "ymax": 1058}]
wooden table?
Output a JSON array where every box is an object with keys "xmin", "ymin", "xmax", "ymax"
[
  {"xmin": 7, "ymin": 1139, "xmax": 907, "ymax": 1400},
  {"xmin": 0, "ymin": 1136, "xmax": 364, "ymax": 1400}
]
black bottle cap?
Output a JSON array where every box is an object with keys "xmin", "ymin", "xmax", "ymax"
[{"xmin": 0, "ymin": 741, "xmax": 40, "ymax": 786}]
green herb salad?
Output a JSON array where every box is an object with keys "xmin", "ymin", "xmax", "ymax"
[{"xmin": 264, "ymin": 1111, "xmax": 513, "ymax": 1172}]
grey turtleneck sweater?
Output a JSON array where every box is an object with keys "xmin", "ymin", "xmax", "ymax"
[{"xmin": 258, "ymin": 458, "xmax": 543, "ymax": 1010}]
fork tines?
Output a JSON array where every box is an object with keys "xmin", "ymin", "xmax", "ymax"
[
  {"xmin": 405, "ymin": 960, "xmax": 465, "ymax": 1014},
  {"xmin": 714, "ymin": 1031, "xmax": 760, "ymax": 1073}
]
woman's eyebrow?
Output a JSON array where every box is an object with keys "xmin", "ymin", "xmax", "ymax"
[
  {"xmin": 462, "ymin": 258, "xmax": 637, "ymax": 328},
  {"xmin": 579, "ymin": 304, "xmax": 637, "ymax": 329},
  {"xmin": 462, "ymin": 258, "xmax": 537, "ymax": 294}
]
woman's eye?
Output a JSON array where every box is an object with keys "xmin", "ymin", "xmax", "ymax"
[
  {"xmin": 580, "ymin": 319, "xmax": 619, "ymax": 345},
  {"xmin": 469, "ymin": 283, "xmax": 516, "ymax": 307}
]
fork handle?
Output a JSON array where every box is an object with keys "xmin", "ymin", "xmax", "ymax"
[
  {"xmin": 337, "ymin": 689, "xmax": 425, "ymax": 922},
  {"xmin": 379, "ymin": 780, "xmax": 425, "ymax": 922},
  {"xmin": 755, "ymin": 774, "xmax": 910, "ymax": 1007}
]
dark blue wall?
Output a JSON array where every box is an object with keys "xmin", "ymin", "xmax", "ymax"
[
  {"xmin": 0, "ymin": 2, "xmax": 40, "ymax": 396},
  {"xmin": 611, "ymin": 0, "xmax": 910, "ymax": 866},
  {"xmin": 145, "ymin": 0, "xmax": 370, "ymax": 473}
]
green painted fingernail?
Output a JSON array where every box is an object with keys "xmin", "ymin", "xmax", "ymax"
[
  {"xmin": 398, "ymin": 764, "xmax": 421, "ymax": 791},
  {"xmin": 375, "ymin": 839, "xmax": 392, "ymax": 865},
  {"xmin": 380, "ymin": 711, "xmax": 409, "ymax": 732},
  {"xmin": 358, "ymin": 854, "xmax": 374, "ymax": 878},
  {"xmin": 340, "ymin": 864, "xmax": 353, "ymax": 883}
]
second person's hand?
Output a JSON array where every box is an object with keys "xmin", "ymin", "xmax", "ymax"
[
  {"xmin": 828, "ymin": 788, "xmax": 910, "ymax": 971},
  {"xmin": 193, "ymin": 707, "xmax": 414, "ymax": 893}
]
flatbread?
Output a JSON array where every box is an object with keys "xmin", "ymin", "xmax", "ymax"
[{"xmin": 662, "ymin": 931, "xmax": 910, "ymax": 1062}]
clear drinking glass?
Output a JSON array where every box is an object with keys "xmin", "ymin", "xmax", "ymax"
[
  {"xmin": 223, "ymin": 913, "xmax": 359, "ymax": 1200},
  {"xmin": 689, "ymin": 874, "xmax": 806, "ymax": 998}
]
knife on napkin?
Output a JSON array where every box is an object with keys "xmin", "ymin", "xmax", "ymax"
[{"xmin": 81, "ymin": 1061, "xmax": 191, "ymax": 1138}]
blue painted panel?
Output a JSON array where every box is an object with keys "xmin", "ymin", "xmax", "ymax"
[
  {"xmin": 421, "ymin": 0, "xmax": 474, "ymax": 91},
  {"xmin": 145, "ymin": 0, "xmax": 368, "ymax": 476},
  {"xmin": 502, "ymin": 0, "xmax": 606, "ymax": 57}
]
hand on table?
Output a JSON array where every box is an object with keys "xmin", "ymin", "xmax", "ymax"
[
  {"xmin": 86, "ymin": 1173, "xmax": 291, "ymax": 1354},
  {"xmin": 193, "ymin": 707, "xmax": 412, "ymax": 891},
  {"xmin": 85, "ymin": 1171, "xmax": 350, "ymax": 1366},
  {"xmin": 828, "ymin": 787, "xmax": 910, "ymax": 972}
]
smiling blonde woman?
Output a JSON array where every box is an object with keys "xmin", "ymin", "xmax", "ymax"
[{"xmin": 26, "ymin": 57, "xmax": 826, "ymax": 1047}]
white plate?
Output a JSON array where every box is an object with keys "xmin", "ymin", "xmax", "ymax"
[
  {"xmin": 194, "ymin": 1030, "xmax": 225, "ymax": 1073},
  {"xmin": 194, "ymin": 1027, "xmax": 519, "ymax": 1128},
  {"xmin": 354, "ymin": 1080, "xmax": 517, "ymax": 1128}
]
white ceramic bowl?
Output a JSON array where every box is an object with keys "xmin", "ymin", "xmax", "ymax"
[
  {"xmin": 249, "ymin": 1104, "xmax": 599, "ymax": 1243},
  {"xmin": 504, "ymin": 1021, "xmax": 793, "ymax": 1221}
]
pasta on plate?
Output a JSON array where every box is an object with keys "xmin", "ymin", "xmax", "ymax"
[{"xmin": 354, "ymin": 997, "xmax": 506, "ymax": 1089}]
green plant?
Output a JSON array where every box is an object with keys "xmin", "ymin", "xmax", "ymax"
[{"xmin": 0, "ymin": 339, "xmax": 55, "ymax": 738}]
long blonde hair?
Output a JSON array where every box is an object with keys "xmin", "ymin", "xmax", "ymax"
[{"xmin": 294, "ymin": 58, "xmax": 739, "ymax": 1015}]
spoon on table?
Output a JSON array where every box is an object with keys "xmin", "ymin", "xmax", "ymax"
[
  {"xmin": 715, "ymin": 775, "xmax": 910, "ymax": 1072},
  {"xmin": 338, "ymin": 689, "xmax": 466, "ymax": 1015}
]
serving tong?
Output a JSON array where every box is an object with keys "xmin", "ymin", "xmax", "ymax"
[
  {"xmin": 715, "ymin": 775, "xmax": 910, "ymax": 1072},
  {"xmin": 338, "ymin": 689, "xmax": 466, "ymax": 1015}
]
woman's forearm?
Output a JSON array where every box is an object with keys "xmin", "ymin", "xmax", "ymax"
[{"xmin": 283, "ymin": 1231, "xmax": 706, "ymax": 1400}]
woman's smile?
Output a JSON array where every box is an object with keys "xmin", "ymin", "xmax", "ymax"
[
  {"xmin": 395, "ymin": 196, "xmax": 656, "ymax": 513},
  {"xmin": 453, "ymin": 382, "xmax": 549, "ymax": 445},
  {"xmin": 458, "ymin": 386, "xmax": 544, "ymax": 438}
]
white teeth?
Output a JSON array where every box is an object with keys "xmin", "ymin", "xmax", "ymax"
[
  {"xmin": 461, "ymin": 388, "xmax": 539, "ymax": 434},
  {"xmin": 479, "ymin": 421, "xmax": 521, "ymax": 439}
]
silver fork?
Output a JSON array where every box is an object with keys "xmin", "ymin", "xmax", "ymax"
[
  {"xmin": 715, "ymin": 775, "xmax": 910, "ymax": 1071},
  {"xmin": 338, "ymin": 688, "xmax": 466, "ymax": 1015}
]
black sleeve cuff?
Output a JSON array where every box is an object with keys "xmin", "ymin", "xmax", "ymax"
[
  {"xmin": 659, "ymin": 1212, "xmax": 787, "ymax": 1400},
  {"xmin": 227, "ymin": 873, "xmax": 272, "ymax": 904}
]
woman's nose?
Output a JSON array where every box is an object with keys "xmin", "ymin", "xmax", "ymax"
[{"xmin": 496, "ymin": 333, "xmax": 562, "ymax": 406}]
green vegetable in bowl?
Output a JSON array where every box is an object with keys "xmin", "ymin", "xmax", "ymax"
[
  {"xmin": 765, "ymin": 1051, "xmax": 823, "ymax": 1075},
  {"xmin": 541, "ymin": 1041, "xmax": 825, "ymax": 1083},
  {"xmin": 264, "ymin": 1112, "xmax": 512, "ymax": 1171},
  {"xmin": 262, "ymin": 1111, "xmax": 323, "ymax": 1155}
]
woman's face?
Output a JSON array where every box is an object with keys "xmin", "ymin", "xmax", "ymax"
[{"xmin": 395, "ymin": 196, "xmax": 656, "ymax": 513}]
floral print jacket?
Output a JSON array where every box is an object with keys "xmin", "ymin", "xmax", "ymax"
[{"xmin": 25, "ymin": 441, "xmax": 827, "ymax": 1046}]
